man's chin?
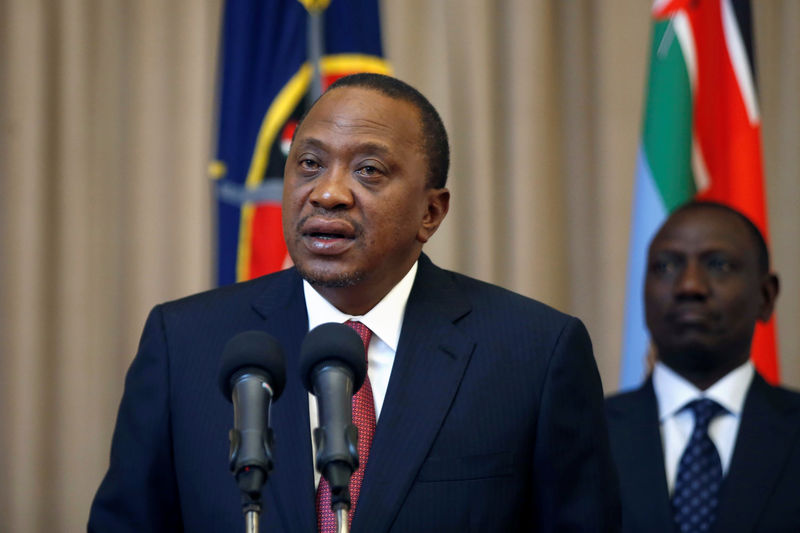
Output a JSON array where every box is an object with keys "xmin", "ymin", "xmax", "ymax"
[
  {"xmin": 296, "ymin": 265, "xmax": 365, "ymax": 289},
  {"xmin": 659, "ymin": 343, "xmax": 720, "ymax": 372}
]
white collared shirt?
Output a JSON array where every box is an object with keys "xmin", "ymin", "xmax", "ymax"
[
  {"xmin": 653, "ymin": 360, "xmax": 754, "ymax": 494},
  {"xmin": 303, "ymin": 261, "xmax": 417, "ymax": 487}
]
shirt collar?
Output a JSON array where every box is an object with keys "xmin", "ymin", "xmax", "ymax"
[
  {"xmin": 303, "ymin": 261, "xmax": 418, "ymax": 352},
  {"xmin": 653, "ymin": 359, "xmax": 754, "ymax": 421}
]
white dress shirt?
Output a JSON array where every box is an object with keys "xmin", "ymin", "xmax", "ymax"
[
  {"xmin": 653, "ymin": 359, "xmax": 754, "ymax": 494},
  {"xmin": 303, "ymin": 261, "xmax": 417, "ymax": 487}
]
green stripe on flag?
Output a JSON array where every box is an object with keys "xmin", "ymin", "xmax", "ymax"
[{"xmin": 641, "ymin": 20, "xmax": 696, "ymax": 211}]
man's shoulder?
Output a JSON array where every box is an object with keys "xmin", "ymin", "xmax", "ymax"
[
  {"xmin": 157, "ymin": 268, "xmax": 300, "ymax": 316},
  {"xmin": 604, "ymin": 384, "xmax": 659, "ymax": 448},
  {"xmin": 605, "ymin": 382, "xmax": 653, "ymax": 412},
  {"xmin": 422, "ymin": 257, "xmax": 573, "ymax": 323},
  {"xmin": 751, "ymin": 373, "xmax": 800, "ymax": 411}
]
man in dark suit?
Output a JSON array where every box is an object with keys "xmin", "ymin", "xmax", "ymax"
[
  {"xmin": 606, "ymin": 202, "xmax": 800, "ymax": 533},
  {"xmin": 89, "ymin": 73, "xmax": 620, "ymax": 532}
]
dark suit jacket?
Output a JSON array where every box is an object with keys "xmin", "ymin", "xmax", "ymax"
[
  {"xmin": 89, "ymin": 254, "xmax": 620, "ymax": 532},
  {"xmin": 605, "ymin": 374, "xmax": 800, "ymax": 533}
]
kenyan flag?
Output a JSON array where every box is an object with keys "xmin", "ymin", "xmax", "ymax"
[{"xmin": 619, "ymin": 0, "xmax": 778, "ymax": 389}]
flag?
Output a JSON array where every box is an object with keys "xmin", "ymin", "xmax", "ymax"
[
  {"xmin": 620, "ymin": 0, "xmax": 778, "ymax": 389},
  {"xmin": 211, "ymin": 0, "xmax": 391, "ymax": 286}
]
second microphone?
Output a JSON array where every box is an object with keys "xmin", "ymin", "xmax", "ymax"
[{"xmin": 299, "ymin": 322, "xmax": 368, "ymax": 516}]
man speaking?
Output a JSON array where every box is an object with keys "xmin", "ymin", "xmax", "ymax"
[{"xmin": 89, "ymin": 73, "xmax": 620, "ymax": 532}]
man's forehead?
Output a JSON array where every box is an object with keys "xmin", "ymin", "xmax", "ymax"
[
  {"xmin": 309, "ymin": 86, "xmax": 413, "ymax": 121},
  {"xmin": 297, "ymin": 87, "xmax": 421, "ymax": 145},
  {"xmin": 650, "ymin": 208, "xmax": 757, "ymax": 255}
]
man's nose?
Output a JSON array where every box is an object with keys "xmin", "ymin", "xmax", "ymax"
[
  {"xmin": 675, "ymin": 260, "xmax": 710, "ymax": 298},
  {"xmin": 308, "ymin": 166, "xmax": 354, "ymax": 209}
]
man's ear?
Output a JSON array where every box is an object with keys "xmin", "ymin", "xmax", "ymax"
[
  {"xmin": 417, "ymin": 188, "xmax": 450, "ymax": 243},
  {"xmin": 757, "ymin": 272, "xmax": 780, "ymax": 322}
]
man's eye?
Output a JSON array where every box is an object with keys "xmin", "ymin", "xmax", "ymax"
[
  {"xmin": 651, "ymin": 259, "xmax": 679, "ymax": 275},
  {"xmin": 356, "ymin": 165, "xmax": 382, "ymax": 178},
  {"xmin": 706, "ymin": 256, "xmax": 734, "ymax": 273},
  {"xmin": 300, "ymin": 159, "xmax": 320, "ymax": 170}
]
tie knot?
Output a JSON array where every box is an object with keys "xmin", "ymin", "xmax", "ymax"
[
  {"xmin": 345, "ymin": 320, "xmax": 372, "ymax": 356},
  {"xmin": 686, "ymin": 398, "xmax": 725, "ymax": 433}
]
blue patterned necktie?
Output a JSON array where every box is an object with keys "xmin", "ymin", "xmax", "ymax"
[{"xmin": 671, "ymin": 398, "xmax": 726, "ymax": 533}]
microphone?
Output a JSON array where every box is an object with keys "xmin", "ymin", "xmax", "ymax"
[
  {"xmin": 299, "ymin": 322, "xmax": 367, "ymax": 514},
  {"xmin": 218, "ymin": 331, "xmax": 286, "ymax": 504}
]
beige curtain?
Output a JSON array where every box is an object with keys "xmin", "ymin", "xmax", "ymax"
[
  {"xmin": 0, "ymin": 2, "xmax": 222, "ymax": 531},
  {"xmin": 1, "ymin": 1, "xmax": 797, "ymax": 531}
]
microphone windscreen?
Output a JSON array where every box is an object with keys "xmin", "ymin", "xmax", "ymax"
[
  {"xmin": 218, "ymin": 330, "xmax": 286, "ymax": 400},
  {"xmin": 299, "ymin": 322, "xmax": 367, "ymax": 393}
]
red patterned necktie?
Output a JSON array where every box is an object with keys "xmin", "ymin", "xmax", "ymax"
[{"xmin": 316, "ymin": 320, "xmax": 375, "ymax": 532}]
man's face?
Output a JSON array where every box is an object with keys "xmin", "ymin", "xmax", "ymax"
[
  {"xmin": 282, "ymin": 86, "xmax": 448, "ymax": 313},
  {"xmin": 644, "ymin": 207, "xmax": 777, "ymax": 381}
]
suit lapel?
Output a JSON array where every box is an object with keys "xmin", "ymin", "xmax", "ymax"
[
  {"xmin": 713, "ymin": 374, "xmax": 800, "ymax": 533},
  {"xmin": 251, "ymin": 270, "xmax": 316, "ymax": 533},
  {"xmin": 608, "ymin": 382, "xmax": 675, "ymax": 533},
  {"xmin": 353, "ymin": 255, "xmax": 475, "ymax": 532}
]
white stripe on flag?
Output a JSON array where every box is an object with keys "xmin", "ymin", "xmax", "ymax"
[
  {"xmin": 673, "ymin": 12, "xmax": 697, "ymax": 91},
  {"xmin": 721, "ymin": 0, "xmax": 760, "ymax": 124}
]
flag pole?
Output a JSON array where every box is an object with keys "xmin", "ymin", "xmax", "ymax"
[{"xmin": 306, "ymin": 4, "xmax": 326, "ymax": 100}]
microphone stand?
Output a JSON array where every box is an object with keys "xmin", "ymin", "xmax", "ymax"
[
  {"xmin": 312, "ymin": 374, "xmax": 359, "ymax": 533},
  {"xmin": 229, "ymin": 376, "xmax": 276, "ymax": 533},
  {"xmin": 300, "ymin": 323, "xmax": 367, "ymax": 533},
  {"xmin": 336, "ymin": 508, "xmax": 349, "ymax": 533},
  {"xmin": 234, "ymin": 463, "xmax": 269, "ymax": 533},
  {"xmin": 245, "ymin": 505, "xmax": 260, "ymax": 533},
  {"xmin": 218, "ymin": 330, "xmax": 287, "ymax": 533},
  {"xmin": 235, "ymin": 458, "xmax": 269, "ymax": 533},
  {"xmin": 318, "ymin": 456, "xmax": 357, "ymax": 533}
]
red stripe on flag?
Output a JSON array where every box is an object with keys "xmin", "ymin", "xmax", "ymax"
[
  {"xmin": 685, "ymin": 1, "xmax": 779, "ymax": 383},
  {"xmin": 690, "ymin": 2, "xmax": 766, "ymax": 227},
  {"xmin": 249, "ymin": 204, "xmax": 290, "ymax": 278}
]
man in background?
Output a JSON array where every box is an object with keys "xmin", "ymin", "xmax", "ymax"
[
  {"xmin": 606, "ymin": 202, "xmax": 800, "ymax": 533},
  {"xmin": 89, "ymin": 73, "xmax": 620, "ymax": 532}
]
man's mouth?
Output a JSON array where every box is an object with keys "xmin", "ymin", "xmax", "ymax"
[
  {"xmin": 299, "ymin": 218, "xmax": 358, "ymax": 254},
  {"xmin": 666, "ymin": 305, "xmax": 717, "ymax": 330},
  {"xmin": 307, "ymin": 231, "xmax": 352, "ymax": 240},
  {"xmin": 300, "ymin": 216, "xmax": 357, "ymax": 237}
]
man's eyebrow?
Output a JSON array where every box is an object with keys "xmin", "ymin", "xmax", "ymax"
[
  {"xmin": 649, "ymin": 250, "xmax": 683, "ymax": 260},
  {"xmin": 293, "ymin": 138, "xmax": 393, "ymax": 157},
  {"xmin": 351, "ymin": 141, "xmax": 391, "ymax": 157},
  {"xmin": 650, "ymin": 245, "xmax": 682, "ymax": 253},
  {"xmin": 292, "ymin": 137, "xmax": 328, "ymax": 151}
]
